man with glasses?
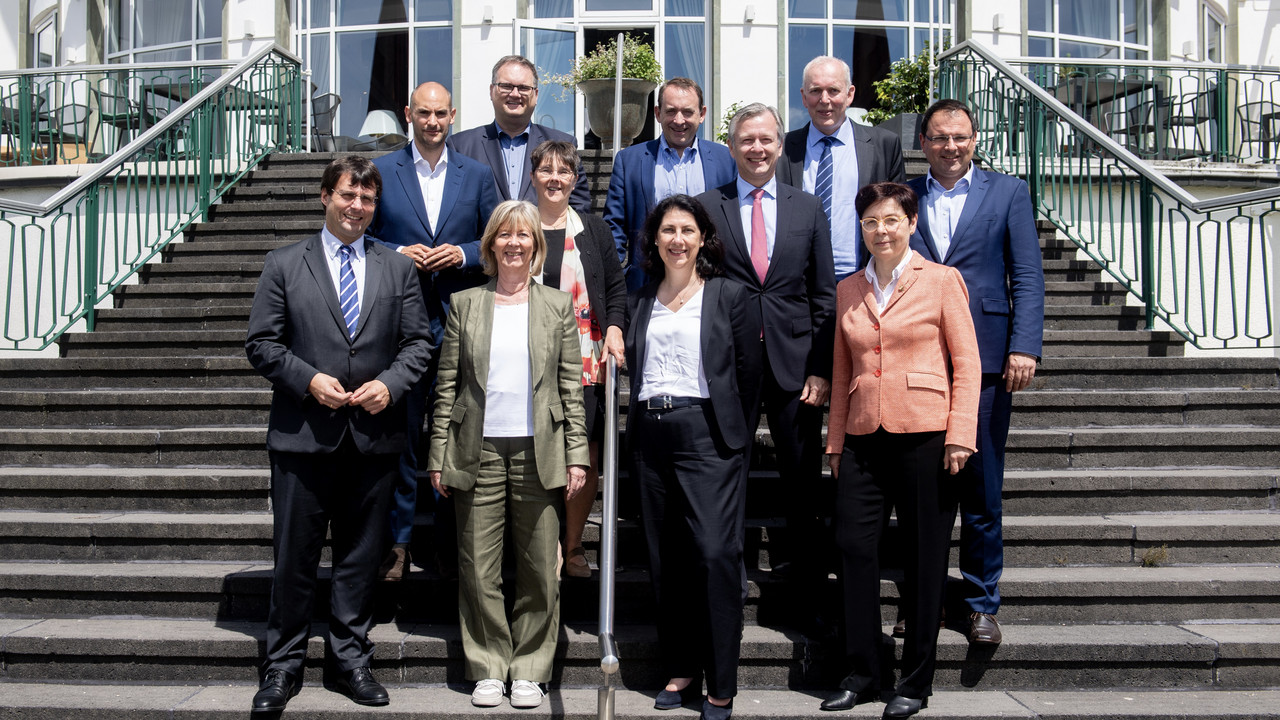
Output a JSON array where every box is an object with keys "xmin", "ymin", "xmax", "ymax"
[
  {"xmin": 777, "ymin": 56, "xmax": 904, "ymax": 282},
  {"xmin": 908, "ymin": 98, "xmax": 1045, "ymax": 647},
  {"xmin": 368, "ymin": 82, "xmax": 499, "ymax": 582},
  {"xmin": 245, "ymin": 156, "xmax": 432, "ymax": 714},
  {"xmin": 450, "ymin": 55, "xmax": 591, "ymax": 212}
]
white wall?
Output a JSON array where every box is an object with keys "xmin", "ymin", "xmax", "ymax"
[
  {"xmin": 226, "ymin": 0, "xmax": 281, "ymax": 60},
  {"xmin": 1238, "ymin": 0, "xmax": 1280, "ymax": 66},
  {"xmin": 0, "ymin": 0, "xmax": 20, "ymax": 70},
  {"xmin": 58, "ymin": 0, "xmax": 87, "ymax": 64},
  {"xmin": 454, "ymin": 0, "xmax": 519, "ymax": 130},
  {"xmin": 716, "ymin": 0, "xmax": 783, "ymax": 126},
  {"xmin": 967, "ymin": 0, "xmax": 1024, "ymax": 56}
]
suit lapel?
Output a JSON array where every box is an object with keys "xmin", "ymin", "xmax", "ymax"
[
  {"xmin": 392, "ymin": 148, "xmax": 432, "ymax": 236},
  {"xmin": 853, "ymin": 124, "xmax": 874, "ymax": 189},
  {"xmin": 353, "ymin": 239, "xmax": 385, "ymax": 342},
  {"xmin": 468, "ymin": 281, "xmax": 496, "ymax": 392},
  {"xmin": 433, "ymin": 154, "xmax": 464, "ymax": 240},
  {"xmin": 944, "ymin": 166, "xmax": 991, "ymax": 263},
  {"xmin": 855, "ymin": 272, "xmax": 880, "ymax": 321},
  {"xmin": 879, "ymin": 257, "xmax": 921, "ymax": 316},
  {"xmin": 699, "ymin": 278, "xmax": 720, "ymax": 354},
  {"xmin": 481, "ymin": 125, "xmax": 509, "ymax": 200},
  {"xmin": 717, "ymin": 186, "xmax": 755, "ymax": 285},
  {"xmin": 302, "ymin": 234, "xmax": 350, "ymax": 341},
  {"xmin": 765, "ymin": 183, "xmax": 794, "ymax": 286},
  {"xmin": 783, "ymin": 126, "xmax": 807, "ymax": 187},
  {"xmin": 640, "ymin": 140, "xmax": 658, "ymax": 210},
  {"xmin": 629, "ymin": 291, "xmax": 656, "ymax": 387},
  {"xmin": 910, "ymin": 179, "xmax": 942, "ymax": 263},
  {"xmin": 529, "ymin": 283, "xmax": 554, "ymax": 389}
]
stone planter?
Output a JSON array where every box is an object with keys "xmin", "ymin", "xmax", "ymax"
[
  {"xmin": 877, "ymin": 112, "xmax": 924, "ymax": 151},
  {"xmin": 579, "ymin": 78, "xmax": 657, "ymax": 149}
]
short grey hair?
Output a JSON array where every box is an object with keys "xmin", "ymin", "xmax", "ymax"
[
  {"xmin": 727, "ymin": 102, "xmax": 785, "ymax": 145},
  {"xmin": 801, "ymin": 55, "xmax": 853, "ymax": 90},
  {"xmin": 491, "ymin": 55, "xmax": 539, "ymax": 89}
]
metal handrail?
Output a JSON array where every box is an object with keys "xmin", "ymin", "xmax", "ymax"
[
  {"xmin": 0, "ymin": 59, "xmax": 238, "ymax": 79},
  {"xmin": 596, "ymin": 350, "xmax": 621, "ymax": 717}
]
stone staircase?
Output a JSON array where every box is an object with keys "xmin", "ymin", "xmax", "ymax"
[{"xmin": 0, "ymin": 151, "xmax": 1277, "ymax": 718}]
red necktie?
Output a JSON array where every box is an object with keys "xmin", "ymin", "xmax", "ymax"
[{"xmin": 750, "ymin": 187, "xmax": 768, "ymax": 284}]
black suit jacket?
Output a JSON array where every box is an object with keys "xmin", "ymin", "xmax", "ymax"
[
  {"xmin": 448, "ymin": 122, "xmax": 592, "ymax": 212},
  {"xmin": 776, "ymin": 121, "xmax": 906, "ymax": 193},
  {"xmin": 245, "ymin": 233, "xmax": 433, "ymax": 455},
  {"xmin": 696, "ymin": 180, "xmax": 836, "ymax": 392},
  {"xmin": 542, "ymin": 212, "xmax": 627, "ymax": 334},
  {"xmin": 625, "ymin": 276, "xmax": 761, "ymax": 451}
]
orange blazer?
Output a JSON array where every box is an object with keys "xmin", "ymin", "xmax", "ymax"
[{"xmin": 825, "ymin": 252, "xmax": 982, "ymax": 456}]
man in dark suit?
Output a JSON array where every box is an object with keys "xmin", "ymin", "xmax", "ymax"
[
  {"xmin": 696, "ymin": 103, "xmax": 836, "ymax": 612},
  {"xmin": 245, "ymin": 156, "xmax": 432, "ymax": 714},
  {"xmin": 604, "ymin": 77, "xmax": 737, "ymax": 290},
  {"xmin": 368, "ymin": 82, "xmax": 499, "ymax": 580},
  {"xmin": 777, "ymin": 56, "xmax": 905, "ymax": 281},
  {"xmin": 907, "ymin": 99, "xmax": 1045, "ymax": 646},
  {"xmin": 449, "ymin": 54, "xmax": 591, "ymax": 212}
]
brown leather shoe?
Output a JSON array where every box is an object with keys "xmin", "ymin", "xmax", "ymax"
[
  {"xmin": 378, "ymin": 545, "xmax": 410, "ymax": 581},
  {"xmin": 968, "ymin": 612, "xmax": 1002, "ymax": 645}
]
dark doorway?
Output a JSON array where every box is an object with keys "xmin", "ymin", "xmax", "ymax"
[{"xmin": 582, "ymin": 27, "xmax": 657, "ymax": 149}]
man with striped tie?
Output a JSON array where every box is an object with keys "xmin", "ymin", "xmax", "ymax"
[
  {"xmin": 245, "ymin": 156, "xmax": 432, "ymax": 714},
  {"xmin": 777, "ymin": 55, "xmax": 905, "ymax": 281}
]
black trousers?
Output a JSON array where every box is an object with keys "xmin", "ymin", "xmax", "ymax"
[
  {"xmin": 633, "ymin": 403, "xmax": 749, "ymax": 699},
  {"xmin": 263, "ymin": 436, "xmax": 398, "ymax": 677},
  {"xmin": 836, "ymin": 429, "xmax": 956, "ymax": 700}
]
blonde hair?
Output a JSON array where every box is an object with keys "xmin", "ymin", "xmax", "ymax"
[{"xmin": 479, "ymin": 200, "xmax": 547, "ymax": 277}]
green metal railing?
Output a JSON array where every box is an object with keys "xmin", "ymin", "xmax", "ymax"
[
  {"xmin": 939, "ymin": 41, "xmax": 1279, "ymax": 350},
  {"xmin": 0, "ymin": 44, "xmax": 302, "ymax": 351}
]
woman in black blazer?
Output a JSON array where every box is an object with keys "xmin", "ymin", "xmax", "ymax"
[
  {"xmin": 625, "ymin": 194, "xmax": 761, "ymax": 720},
  {"xmin": 530, "ymin": 140, "xmax": 627, "ymax": 578}
]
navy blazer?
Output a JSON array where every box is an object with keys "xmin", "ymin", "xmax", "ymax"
[
  {"xmin": 245, "ymin": 234, "xmax": 433, "ymax": 455},
  {"xmin": 625, "ymin": 276, "xmax": 761, "ymax": 451},
  {"xmin": 696, "ymin": 180, "xmax": 837, "ymax": 391},
  {"xmin": 448, "ymin": 122, "xmax": 592, "ymax": 212},
  {"xmin": 907, "ymin": 166, "xmax": 1045, "ymax": 374},
  {"xmin": 368, "ymin": 144, "xmax": 499, "ymax": 340},
  {"xmin": 603, "ymin": 137, "xmax": 737, "ymax": 271},
  {"xmin": 776, "ymin": 121, "xmax": 906, "ymax": 194}
]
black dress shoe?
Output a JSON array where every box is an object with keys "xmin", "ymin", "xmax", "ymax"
[
  {"xmin": 700, "ymin": 698, "xmax": 733, "ymax": 720},
  {"xmin": 252, "ymin": 668, "xmax": 300, "ymax": 713},
  {"xmin": 654, "ymin": 684, "xmax": 701, "ymax": 710},
  {"xmin": 328, "ymin": 666, "xmax": 389, "ymax": 706},
  {"xmin": 882, "ymin": 695, "xmax": 927, "ymax": 719},
  {"xmin": 820, "ymin": 687, "xmax": 878, "ymax": 711}
]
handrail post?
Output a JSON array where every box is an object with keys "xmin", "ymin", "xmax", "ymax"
[
  {"xmin": 1139, "ymin": 176, "xmax": 1156, "ymax": 330},
  {"xmin": 82, "ymin": 183, "xmax": 100, "ymax": 333},
  {"xmin": 597, "ymin": 353, "xmax": 620, "ymax": 720},
  {"xmin": 1214, "ymin": 67, "xmax": 1229, "ymax": 162},
  {"xmin": 18, "ymin": 74, "xmax": 34, "ymax": 166}
]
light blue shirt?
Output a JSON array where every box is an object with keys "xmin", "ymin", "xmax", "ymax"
[
  {"xmin": 802, "ymin": 119, "xmax": 860, "ymax": 279},
  {"xmin": 653, "ymin": 136, "xmax": 707, "ymax": 201},
  {"xmin": 736, "ymin": 175, "xmax": 777, "ymax": 261},
  {"xmin": 922, "ymin": 162, "xmax": 975, "ymax": 261},
  {"xmin": 496, "ymin": 122, "xmax": 530, "ymax": 200}
]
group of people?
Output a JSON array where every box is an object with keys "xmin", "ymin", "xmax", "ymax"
[{"xmin": 244, "ymin": 50, "xmax": 1044, "ymax": 720}]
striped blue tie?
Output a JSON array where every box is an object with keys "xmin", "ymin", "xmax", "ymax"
[
  {"xmin": 815, "ymin": 135, "xmax": 836, "ymax": 224},
  {"xmin": 338, "ymin": 244, "xmax": 359, "ymax": 338}
]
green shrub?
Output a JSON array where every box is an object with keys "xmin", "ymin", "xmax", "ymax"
[
  {"xmin": 547, "ymin": 35, "xmax": 662, "ymax": 90},
  {"xmin": 865, "ymin": 41, "xmax": 950, "ymax": 126}
]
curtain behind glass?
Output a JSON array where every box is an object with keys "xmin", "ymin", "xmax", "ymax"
[
  {"xmin": 135, "ymin": 0, "xmax": 192, "ymax": 48},
  {"xmin": 522, "ymin": 27, "xmax": 575, "ymax": 134},
  {"xmin": 664, "ymin": 23, "xmax": 705, "ymax": 93},
  {"xmin": 338, "ymin": 0, "xmax": 408, "ymax": 26},
  {"xmin": 415, "ymin": 27, "xmax": 453, "ymax": 93},
  {"xmin": 336, "ymin": 29, "xmax": 409, "ymax": 136},
  {"xmin": 1059, "ymin": 0, "xmax": 1117, "ymax": 41},
  {"xmin": 787, "ymin": 25, "xmax": 826, "ymax": 129},
  {"xmin": 535, "ymin": 0, "xmax": 573, "ymax": 17}
]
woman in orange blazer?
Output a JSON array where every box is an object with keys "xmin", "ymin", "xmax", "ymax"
[{"xmin": 820, "ymin": 182, "xmax": 980, "ymax": 720}]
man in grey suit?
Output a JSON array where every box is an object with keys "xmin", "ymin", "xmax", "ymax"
[
  {"xmin": 777, "ymin": 56, "xmax": 905, "ymax": 281},
  {"xmin": 245, "ymin": 156, "xmax": 432, "ymax": 715},
  {"xmin": 449, "ymin": 54, "xmax": 591, "ymax": 212}
]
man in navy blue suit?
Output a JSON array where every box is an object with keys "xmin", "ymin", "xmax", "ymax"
[
  {"xmin": 907, "ymin": 99, "xmax": 1044, "ymax": 646},
  {"xmin": 449, "ymin": 55, "xmax": 591, "ymax": 212},
  {"xmin": 368, "ymin": 81, "xmax": 499, "ymax": 581},
  {"xmin": 604, "ymin": 77, "xmax": 736, "ymax": 290}
]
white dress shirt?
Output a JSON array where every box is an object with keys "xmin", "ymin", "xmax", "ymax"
[
  {"xmin": 411, "ymin": 142, "xmax": 449, "ymax": 233},
  {"xmin": 863, "ymin": 249, "xmax": 914, "ymax": 313},
  {"xmin": 637, "ymin": 287, "xmax": 710, "ymax": 401},
  {"xmin": 922, "ymin": 162, "xmax": 975, "ymax": 261},
  {"xmin": 320, "ymin": 225, "xmax": 366, "ymax": 311},
  {"xmin": 801, "ymin": 119, "xmax": 861, "ymax": 278},
  {"xmin": 735, "ymin": 175, "xmax": 778, "ymax": 260},
  {"xmin": 654, "ymin": 135, "xmax": 707, "ymax": 201}
]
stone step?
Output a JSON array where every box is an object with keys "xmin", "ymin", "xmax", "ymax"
[
  {"xmin": 140, "ymin": 260, "xmax": 265, "ymax": 283},
  {"xmin": 1, "ymin": 684, "xmax": 1275, "ymax": 720},
  {"xmin": 1039, "ymin": 258, "xmax": 1104, "ymax": 281},
  {"xmin": 4, "ymin": 509, "xmax": 1277, "ymax": 566},
  {"xmin": 1034, "ymin": 356, "xmax": 1280, "ymax": 390},
  {"xmin": 1042, "ymin": 304, "xmax": 1151, "ymax": 331},
  {"xmin": 0, "ymin": 357, "xmax": 263, "ymax": 389},
  {"xmin": 0, "ymin": 561, "xmax": 1274, "ymax": 624},
  {"xmin": 210, "ymin": 200, "xmax": 325, "ymax": 219},
  {"xmin": 111, "ymin": 281, "xmax": 257, "ymax": 307},
  {"xmin": 0, "ymin": 466, "xmax": 269, "ymax": 512},
  {"xmin": 0, "ymin": 388, "xmax": 272, "ymax": 426},
  {"xmin": 0, "ymin": 427, "xmax": 267, "ymax": 466},
  {"xmin": 1003, "ymin": 426, "xmax": 1280, "ymax": 470},
  {"xmin": 1003, "ymin": 468, "xmax": 1279, "ymax": 515},
  {"xmin": 1043, "ymin": 280, "xmax": 1130, "ymax": 305},
  {"xmin": 1, "ymin": 618, "xmax": 1276, "ymax": 692},
  {"xmin": 1010, "ymin": 389, "xmax": 1280, "ymax": 427},
  {"xmin": 164, "ymin": 237, "xmax": 292, "ymax": 260},
  {"xmin": 1041, "ymin": 329, "xmax": 1185, "ymax": 357},
  {"xmin": 93, "ymin": 305, "xmax": 253, "ymax": 331},
  {"xmin": 60, "ymin": 330, "xmax": 247, "ymax": 358}
]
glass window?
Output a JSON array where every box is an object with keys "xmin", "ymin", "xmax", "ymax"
[
  {"xmin": 666, "ymin": 0, "xmax": 704, "ymax": 16},
  {"xmin": 415, "ymin": 26, "xmax": 452, "ymax": 93},
  {"xmin": 1060, "ymin": 39, "xmax": 1118, "ymax": 59},
  {"xmin": 521, "ymin": 27, "xmax": 576, "ymax": 133},
  {"xmin": 913, "ymin": 27, "xmax": 950, "ymax": 55},
  {"xmin": 310, "ymin": 0, "xmax": 330, "ymax": 28},
  {"xmin": 337, "ymin": 0, "xmax": 408, "ymax": 26},
  {"xmin": 1205, "ymin": 8, "xmax": 1223, "ymax": 63},
  {"xmin": 336, "ymin": 29, "xmax": 408, "ymax": 136},
  {"xmin": 1027, "ymin": 36, "xmax": 1053, "ymax": 57},
  {"xmin": 1124, "ymin": 0, "xmax": 1146, "ymax": 44},
  {"xmin": 912, "ymin": 0, "xmax": 950, "ymax": 22},
  {"xmin": 789, "ymin": 0, "xmax": 826, "ymax": 20},
  {"xmin": 1059, "ymin": 0, "xmax": 1117, "ymax": 41},
  {"xmin": 135, "ymin": 0, "xmax": 193, "ymax": 48},
  {"xmin": 197, "ymin": 42, "xmax": 222, "ymax": 60},
  {"xmin": 788, "ymin": 24, "xmax": 827, "ymax": 129},
  {"xmin": 415, "ymin": 0, "xmax": 450, "ymax": 22},
  {"xmin": 197, "ymin": 0, "xmax": 221, "ymax": 39},
  {"xmin": 585, "ymin": 0, "xmax": 654, "ymax": 10},
  {"xmin": 135, "ymin": 46, "xmax": 192, "ymax": 63},
  {"xmin": 1027, "ymin": 0, "xmax": 1050, "ymax": 32},
  {"xmin": 534, "ymin": 0, "xmax": 574, "ymax": 18},
  {"xmin": 665, "ymin": 22, "xmax": 705, "ymax": 89},
  {"xmin": 34, "ymin": 19, "xmax": 56, "ymax": 67},
  {"xmin": 834, "ymin": 0, "xmax": 906, "ymax": 22},
  {"xmin": 310, "ymin": 34, "xmax": 331, "ymax": 95}
]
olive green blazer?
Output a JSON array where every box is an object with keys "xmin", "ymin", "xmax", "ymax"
[{"xmin": 426, "ymin": 278, "xmax": 589, "ymax": 490}]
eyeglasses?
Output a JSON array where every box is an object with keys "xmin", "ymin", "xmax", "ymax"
[
  {"xmin": 494, "ymin": 82, "xmax": 536, "ymax": 96},
  {"xmin": 859, "ymin": 215, "xmax": 908, "ymax": 233},
  {"xmin": 334, "ymin": 190, "xmax": 378, "ymax": 206},
  {"xmin": 924, "ymin": 134, "xmax": 973, "ymax": 145},
  {"xmin": 534, "ymin": 167, "xmax": 575, "ymax": 180}
]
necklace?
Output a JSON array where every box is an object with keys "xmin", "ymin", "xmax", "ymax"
[{"xmin": 658, "ymin": 277, "xmax": 703, "ymax": 310}]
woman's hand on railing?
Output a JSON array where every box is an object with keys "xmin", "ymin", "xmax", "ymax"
[{"xmin": 604, "ymin": 325, "xmax": 625, "ymax": 368}]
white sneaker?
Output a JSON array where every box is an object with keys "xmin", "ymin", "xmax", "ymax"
[
  {"xmin": 471, "ymin": 678, "xmax": 505, "ymax": 707},
  {"xmin": 509, "ymin": 679, "xmax": 544, "ymax": 709}
]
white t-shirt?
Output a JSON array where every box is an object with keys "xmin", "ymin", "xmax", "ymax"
[{"xmin": 483, "ymin": 302, "xmax": 535, "ymax": 437}]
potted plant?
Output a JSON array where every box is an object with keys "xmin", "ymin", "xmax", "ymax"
[
  {"xmin": 549, "ymin": 35, "xmax": 662, "ymax": 148},
  {"xmin": 866, "ymin": 42, "xmax": 949, "ymax": 150}
]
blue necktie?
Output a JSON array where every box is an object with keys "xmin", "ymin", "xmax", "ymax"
[
  {"xmin": 338, "ymin": 244, "xmax": 359, "ymax": 339},
  {"xmin": 815, "ymin": 135, "xmax": 836, "ymax": 223}
]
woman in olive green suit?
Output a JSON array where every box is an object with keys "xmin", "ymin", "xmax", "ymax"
[{"xmin": 426, "ymin": 200, "xmax": 589, "ymax": 710}]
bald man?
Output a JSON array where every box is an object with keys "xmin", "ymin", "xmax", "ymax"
[{"xmin": 368, "ymin": 82, "xmax": 499, "ymax": 579}]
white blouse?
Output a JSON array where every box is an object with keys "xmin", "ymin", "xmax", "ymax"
[
  {"xmin": 483, "ymin": 302, "xmax": 535, "ymax": 437},
  {"xmin": 637, "ymin": 287, "xmax": 710, "ymax": 401}
]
